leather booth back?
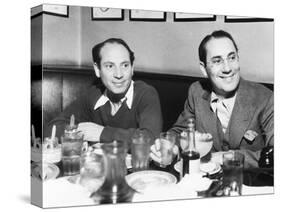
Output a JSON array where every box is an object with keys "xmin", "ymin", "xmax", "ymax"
[{"xmin": 31, "ymin": 65, "xmax": 273, "ymax": 137}]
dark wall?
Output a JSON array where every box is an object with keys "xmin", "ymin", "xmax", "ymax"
[{"xmin": 31, "ymin": 65, "xmax": 42, "ymax": 138}]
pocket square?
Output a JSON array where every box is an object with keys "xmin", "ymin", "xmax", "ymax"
[{"xmin": 243, "ymin": 130, "xmax": 258, "ymax": 143}]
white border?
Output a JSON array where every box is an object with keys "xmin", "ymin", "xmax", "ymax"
[{"xmin": 1, "ymin": 1, "xmax": 279, "ymax": 212}]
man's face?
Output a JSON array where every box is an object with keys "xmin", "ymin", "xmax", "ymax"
[
  {"xmin": 94, "ymin": 43, "xmax": 134, "ymax": 94},
  {"xmin": 201, "ymin": 37, "xmax": 240, "ymax": 97}
]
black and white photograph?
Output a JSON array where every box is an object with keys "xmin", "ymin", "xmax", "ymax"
[
  {"xmin": 27, "ymin": 0, "xmax": 277, "ymax": 210},
  {"xmin": 91, "ymin": 7, "xmax": 124, "ymax": 20}
]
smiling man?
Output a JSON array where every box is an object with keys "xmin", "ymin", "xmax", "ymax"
[
  {"xmin": 151, "ymin": 30, "xmax": 273, "ymax": 168},
  {"xmin": 45, "ymin": 38, "xmax": 162, "ymax": 144}
]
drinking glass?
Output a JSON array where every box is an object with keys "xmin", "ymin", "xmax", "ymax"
[
  {"xmin": 159, "ymin": 132, "xmax": 176, "ymax": 167},
  {"xmin": 131, "ymin": 130, "xmax": 151, "ymax": 172},
  {"xmin": 80, "ymin": 147, "xmax": 105, "ymax": 192},
  {"xmin": 222, "ymin": 151, "xmax": 244, "ymax": 196},
  {"xmin": 61, "ymin": 132, "xmax": 83, "ymax": 176}
]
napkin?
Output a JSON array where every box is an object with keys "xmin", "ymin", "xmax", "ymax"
[
  {"xmin": 132, "ymin": 184, "xmax": 197, "ymax": 202},
  {"xmin": 42, "ymin": 177, "xmax": 94, "ymax": 208},
  {"xmin": 242, "ymin": 185, "xmax": 274, "ymax": 196},
  {"xmin": 178, "ymin": 173, "xmax": 213, "ymax": 192},
  {"xmin": 132, "ymin": 174, "xmax": 213, "ymax": 202}
]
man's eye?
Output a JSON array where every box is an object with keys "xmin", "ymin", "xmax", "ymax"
[
  {"xmin": 105, "ymin": 64, "xmax": 113, "ymax": 69},
  {"xmin": 228, "ymin": 55, "xmax": 236, "ymax": 61},
  {"xmin": 122, "ymin": 63, "xmax": 130, "ymax": 68},
  {"xmin": 212, "ymin": 59, "xmax": 222, "ymax": 64}
]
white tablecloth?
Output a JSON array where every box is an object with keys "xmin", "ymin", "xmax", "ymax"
[{"xmin": 32, "ymin": 175, "xmax": 274, "ymax": 208}]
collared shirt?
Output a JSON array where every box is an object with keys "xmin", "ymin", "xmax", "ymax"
[
  {"xmin": 210, "ymin": 92, "xmax": 236, "ymax": 133},
  {"xmin": 94, "ymin": 81, "xmax": 134, "ymax": 115}
]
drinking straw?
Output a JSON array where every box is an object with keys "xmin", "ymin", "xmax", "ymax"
[
  {"xmin": 70, "ymin": 114, "xmax": 75, "ymax": 128},
  {"xmin": 31, "ymin": 124, "xmax": 36, "ymax": 141}
]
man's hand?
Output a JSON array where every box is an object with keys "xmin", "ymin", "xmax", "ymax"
[
  {"xmin": 149, "ymin": 138, "xmax": 179, "ymax": 165},
  {"xmin": 211, "ymin": 151, "xmax": 228, "ymax": 165},
  {"xmin": 77, "ymin": 122, "xmax": 104, "ymax": 142}
]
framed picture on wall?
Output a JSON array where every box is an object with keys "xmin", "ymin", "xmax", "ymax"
[
  {"xmin": 224, "ymin": 15, "xmax": 274, "ymax": 22},
  {"xmin": 31, "ymin": 4, "xmax": 69, "ymax": 18},
  {"xmin": 130, "ymin": 9, "xmax": 166, "ymax": 21},
  {"xmin": 174, "ymin": 12, "xmax": 216, "ymax": 22},
  {"xmin": 91, "ymin": 7, "xmax": 124, "ymax": 20}
]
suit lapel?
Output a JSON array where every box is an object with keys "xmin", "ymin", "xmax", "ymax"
[
  {"xmin": 198, "ymin": 89, "xmax": 222, "ymax": 151},
  {"xmin": 228, "ymin": 79, "xmax": 256, "ymax": 148}
]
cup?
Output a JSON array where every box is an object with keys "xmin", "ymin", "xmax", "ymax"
[
  {"xmin": 80, "ymin": 147, "xmax": 105, "ymax": 192},
  {"xmin": 159, "ymin": 132, "xmax": 176, "ymax": 167},
  {"xmin": 61, "ymin": 132, "xmax": 84, "ymax": 176},
  {"xmin": 131, "ymin": 130, "xmax": 151, "ymax": 172},
  {"xmin": 222, "ymin": 151, "xmax": 244, "ymax": 196}
]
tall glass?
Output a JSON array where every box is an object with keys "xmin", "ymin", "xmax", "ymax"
[
  {"xmin": 80, "ymin": 147, "xmax": 105, "ymax": 192},
  {"xmin": 91, "ymin": 140, "xmax": 135, "ymax": 204},
  {"xmin": 131, "ymin": 130, "xmax": 151, "ymax": 172},
  {"xmin": 222, "ymin": 151, "xmax": 244, "ymax": 196},
  {"xmin": 159, "ymin": 132, "xmax": 176, "ymax": 167},
  {"xmin": 61, "ymin": 131, "xmax": 83, "ymax": 176}
]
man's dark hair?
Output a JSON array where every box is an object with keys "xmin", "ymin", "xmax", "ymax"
[
  {"xmin": 198, "ymin": 30, "xmax": 238, "ymax": 65},
  {"xmin": 92, "ymin": 38, "xmax": 135, "ymax": 68}
]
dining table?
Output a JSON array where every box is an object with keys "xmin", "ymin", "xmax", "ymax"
[{"xmin": 31, "ymin": 150, "xmax": 274, "ymax": 208}]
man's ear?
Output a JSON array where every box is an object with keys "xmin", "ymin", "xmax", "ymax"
[
  {"xmin": 131, "ymin": 64, "xmax": 134, "ymax": 76},
  {"xmin": 93, "ymin": 63, "xmax": 100, "ymax": 78},
  {"xmin": 199, "ymin": 61, "xmax": 208, "ymax": 78}
]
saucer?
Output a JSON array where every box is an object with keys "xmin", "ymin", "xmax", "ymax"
[
  {"xmin": 174, "ymin": 161, "xmax": 221, "ymax": 176},
  {"xmin": 200, "ymin": 162, "xmax": 221, "ymax": 175},
  {"xmin": 126, "ymin": 170, "xmax": 177, "ymax": 192},
  {"xmin": 31, "ymin": 162, "xmax": 60, "ymax": 181}
]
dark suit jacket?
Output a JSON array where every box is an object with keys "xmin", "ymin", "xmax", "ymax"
[{"xmin": 171, "ymin": 78, "xmax": 273, "ymax": 168}]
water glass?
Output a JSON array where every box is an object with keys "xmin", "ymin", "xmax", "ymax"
[
  {"xmin": 159, "ymin": 132, "xmax": 176, "ymax": 167},
  {"xmin": 61, "ymin": 132, "xmax": 83, "ymax": 176},
  {"xmin": 222, "ymin": 151, "xmax": 244, "ymax": 196},
  {"xmin": 131, "ymin": 130, "xmax": 151, "ymax": 172},
  {"xmin": 80, "ymin": 147, "xmax": 105, "ymax": 192}
]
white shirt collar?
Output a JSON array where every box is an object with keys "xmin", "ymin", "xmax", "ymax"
[
  {"xmin": 94, "ymin": 81, "xmax": 134, "ymax": 110},
  {"xmin": 210, "ymin": 91, "xmax": 236, "ymax": 113}
]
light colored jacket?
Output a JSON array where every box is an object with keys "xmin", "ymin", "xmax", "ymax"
[{"xmin": 172, "ymin": 78, "xmax": 273, "ymax": 168}]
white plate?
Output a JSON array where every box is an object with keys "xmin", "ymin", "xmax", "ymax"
[
  {"xmin": 31, "ymin": 162, "xmax": 60, "ymax": 181},
  {"xmin": 67, "ymin": 175, "xmax": 104, "ymax": 193},
  {"xmin": 126, "ymin": 170, "xmax": 177, "ymax": 192},
  {"xmin": 200, "ymin": 162, "xmax": 221, "ymax": 175},
  {"xmin": 174, "ymin": 161, "xmax": 221, "ymax": 175}
]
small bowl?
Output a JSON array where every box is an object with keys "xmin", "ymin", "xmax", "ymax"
[{"xmin": 196, "ymin": 138, "xmax": 213, "ymax": 158}]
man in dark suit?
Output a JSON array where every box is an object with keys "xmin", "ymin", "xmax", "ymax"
[{"xmin": 151, "ymin": 30, "xmax": 273, "ymax": 168}]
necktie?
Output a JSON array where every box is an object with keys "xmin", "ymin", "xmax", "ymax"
[{"xmin": 216, "ymin": 100, "xmax": 229, "ymax": 133}]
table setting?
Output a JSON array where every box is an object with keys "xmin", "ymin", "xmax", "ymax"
[{"xmin": 31, "ymin": 116, "xmax": 274, "ymax": 208}]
